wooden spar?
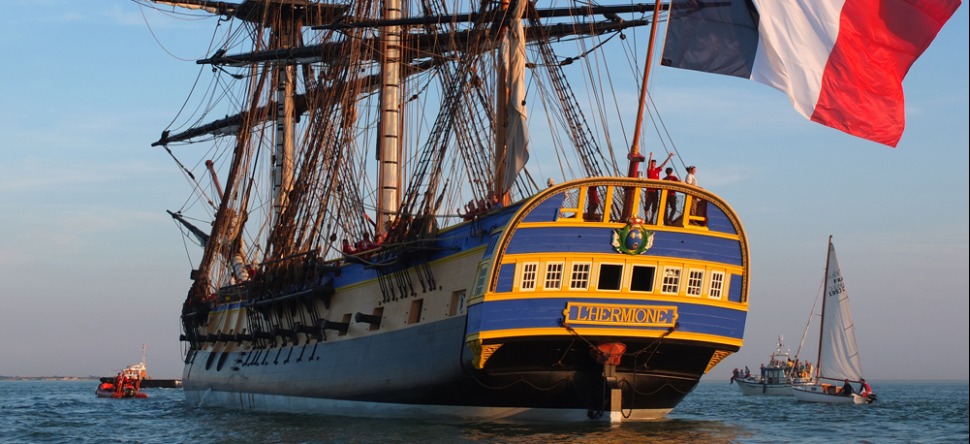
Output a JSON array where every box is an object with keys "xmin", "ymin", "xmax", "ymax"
[
  {"xmin": 151, "ymin": 2, "xmax": 657, "ymax": 148},
  {"xmin": 621, "ymin": 0, "xmax": 663, "ymax": 220},
  {"xmin": 272, "ymin": 21, "xmax": 297, "ymax": 232},
  {"xmin": 158, "ymin": 16, "xmax": 653, "ymax": 147},
  {"xmin": 494, "ymin": 0, "xmax": 510, "ymax": 204},
  {"xmin": 205, "ymin": 160, "xmax": 224, "ymax": 200},
  {"xmin": 200, "ymin": 18, "xmax": 652, "ymax": 67},
  {"xmin": 314, "ymin": 4, "xmax": 657, "ymax": 30},
  {"xmin": 376, "ymin": 0, "xmax": 404, "ymax": 235},
  {"xmin": 149, "ymin": 0, "xmax": 347, "ymax": 25}
]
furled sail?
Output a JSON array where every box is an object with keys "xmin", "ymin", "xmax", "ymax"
[{"xmin": 501, "ymin": 0, "xmax": 530, "ymax": 193}]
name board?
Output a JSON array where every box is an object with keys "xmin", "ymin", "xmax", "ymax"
[{"xmin": 562, "ymin": 302, "xmax": 678, "ymax": 328}]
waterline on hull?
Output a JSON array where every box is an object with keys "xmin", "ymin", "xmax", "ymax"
[{"xmin": 182, "ymin": 388, "xmax": 673, "ymax": 422}]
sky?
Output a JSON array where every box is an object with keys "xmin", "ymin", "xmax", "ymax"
[{"xmin": 0, "ymin": 1, "xmax": 966, "ymax": 381}]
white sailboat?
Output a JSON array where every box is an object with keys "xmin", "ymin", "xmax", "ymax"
[{"xmin": 792, "ymin": 236, "xmax": 875, "ymax": 404}]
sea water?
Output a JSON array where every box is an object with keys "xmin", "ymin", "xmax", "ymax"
[{"xmin": 0, "ymin": 380, "xmax": 966, "ymax": 443}]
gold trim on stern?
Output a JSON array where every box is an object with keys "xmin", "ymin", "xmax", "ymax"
[
  {"xmin": 467, "ymin": 339, "xmax": 504, "ymax": 369},
  {"xmin": 705, "ymin": 350, "xmax": 733, "ymax": 374}
]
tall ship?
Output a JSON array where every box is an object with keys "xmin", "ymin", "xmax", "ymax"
[{"xmin": 136, "ymin": 0, "xmax": 955, "ymax": 421}]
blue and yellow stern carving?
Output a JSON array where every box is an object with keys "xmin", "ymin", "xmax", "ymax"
[{"xmin": 612, "ymin": 219, "xmax": 654, "ymax": 255}]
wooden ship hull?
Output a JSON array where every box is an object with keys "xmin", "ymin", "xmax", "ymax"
[{"xmin": 181, "ymin": 178, "xmax": 748, "ymax": 420}]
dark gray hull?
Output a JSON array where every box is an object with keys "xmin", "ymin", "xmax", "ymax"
[{"xmin": 183, "ymin": 315, "xmax": 715, "ymax": 421}]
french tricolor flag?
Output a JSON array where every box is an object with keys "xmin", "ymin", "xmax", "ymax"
[{"xmin": 662, "ymin": 0, "xmax": 961, "ymax": 147}]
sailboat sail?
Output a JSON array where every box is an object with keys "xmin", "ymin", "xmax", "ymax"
[
  {"xmin": 793, "ymin": 237, "xmax": 874, "ymax": 404},
  {"xmin": 818, "ymin": 240, "xmax": 863, "ymax": 382}
]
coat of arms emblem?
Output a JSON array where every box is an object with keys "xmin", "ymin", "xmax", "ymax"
[{"xmin": 612, "ymin": 219, "xmax": 654, "ymax": 255}]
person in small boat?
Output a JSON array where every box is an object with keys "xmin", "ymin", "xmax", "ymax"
[
  {"xmin": 859, "ymin": 378, "xmax": 873, "ymax": 396},
  {"xmin": 841, "ymin": 378, "xmax": 855, "ymax": 396}
]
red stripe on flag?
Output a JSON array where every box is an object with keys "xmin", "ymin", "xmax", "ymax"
[{"xmin": 811, "ymin": 0, "xmax": 960, "ymax": 147}]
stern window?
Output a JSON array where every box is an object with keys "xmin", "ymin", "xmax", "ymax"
[
  {"xmin": 630, "ymin": 265, "xmax": 656, "ymax": 292},
  {"xmin": 569, "ymin": 263, "xmax": 591, "ymax": 289},
  {"xmin": 687, "ymin": 269, "xmax": 705, "ymax": 297},
  {"xmin": 597, "ymin": 264, "xmax": 623, "ymax": 291},
  {"xmin": 661, "ymin": 267, "xmax": 682, "ymax": 294},
  {"xmin": 710, "ymin": 271, "xmax": 725, "ymax": 300},
  {"xmin": 520, "ymin": 262, "xmax": 538, "ymax": 291},
  {"xmin": 544, "ymin": 262, "xmax": 564, "ymax": 290}
]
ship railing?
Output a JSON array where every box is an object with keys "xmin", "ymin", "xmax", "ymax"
[{"xmin": 557, "ymin": 182, "xmax": 711, "ymax": 229}]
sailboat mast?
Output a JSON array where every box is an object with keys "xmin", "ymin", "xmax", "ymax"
[
  {"xmin": 376, "ymin": 0, "xmax": 404, "ymax": 235},
  {"xmin": 621, "ymin": 0, "xmax": 663, "ymax": 220},
  {"xmin": 815, "ymin": 235, "xmax": 834, "ymax": 379}
]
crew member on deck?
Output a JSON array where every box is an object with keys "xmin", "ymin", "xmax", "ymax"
[
  {"xmin": 341, "ymin": 239, "xmax": 356, "ymax": 255},
  {"xmin": 685, "ymin": 165, "xmax": 698, "ymax": 187},
  {"xmin": 644, "ymin": 152, "xmax": 674, "ymax": 223},
  {"xmin": 662, "ymin": 167, "xmax": 680, "ymax": 224},
  {"xmin": 585, "ymin": 187, "xmax": 601, "ymax": 221},
  {"xmin": 356, "ymin": 232, "xmax": 377, "ymax": 252}
]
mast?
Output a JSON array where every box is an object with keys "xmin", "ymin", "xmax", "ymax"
[
  {"xmin": 271, "ymin": 15, "xmax": 298, "ymax": 232},
  {"xmin": 494, "ymin": 0, "xmax": 529, "ymax": 204},
  {"xmin": 376, "ymin": 0, "xmax": 404, "ymax": 235},
  {"xmin": 494, "ymin": 0, "xmax": 509, "ymax": 202},
  {"xmin": 273, "ymin": 61, "xmax": 296, "ymax": 227},
  {"xmin": 814, "ymin": 235, "xmax": 833, "ymax": 380},
  {"xmin": 621, "ymin": 0, "xmax": 663, "ymax": 220}
]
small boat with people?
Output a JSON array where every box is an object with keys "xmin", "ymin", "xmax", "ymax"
[
  {"xmin": 96, "ymin": 372, "xmax": 148, "ymax": 399},
  {"xmin": 791, "ymin": 237, "xmax": 876, "ymax": 404},
  {"xmin": 95, "ymin": 347, "xmax": 150, "ymax": 399},
  {"xmin": 732, "ymin": 336, "xmax": 811, "ymax": 396}
]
